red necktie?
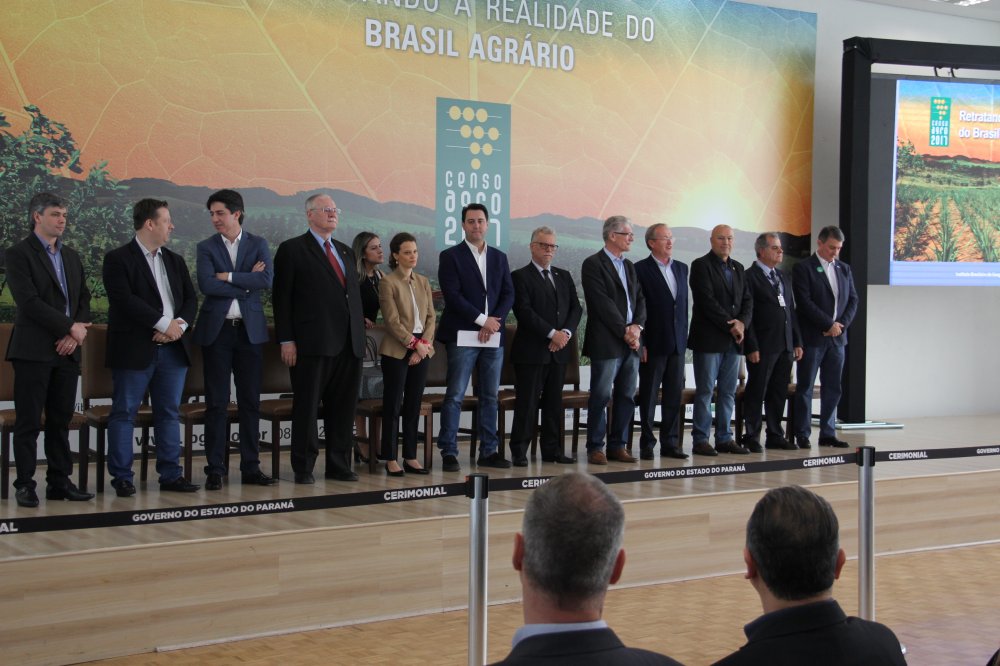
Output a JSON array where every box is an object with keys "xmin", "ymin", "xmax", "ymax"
[{"xmin": 325, "ymin": 240, "xmax": 346, "ymax": 287}]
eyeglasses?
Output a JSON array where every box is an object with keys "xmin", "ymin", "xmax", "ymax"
[
  {"xmin": 309, "ymin": 207, "xmax": 342, "ymax": 215},
  {"xmin": 612, "ymin": 231, "xmax": 635, "ymax": 239},
  {"xmin": 532, "ymin": 242, "xmax": 559, "ymax": 251}
]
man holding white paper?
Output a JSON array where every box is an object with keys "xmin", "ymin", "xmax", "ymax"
[{"xmin": 436, "ymin": 203, "xmax": 515, "ymax": 472}]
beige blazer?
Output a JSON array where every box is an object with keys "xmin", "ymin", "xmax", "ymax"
[{"xmin": 378, "ymin": 267, "xmax": 437, "ymax": 359}]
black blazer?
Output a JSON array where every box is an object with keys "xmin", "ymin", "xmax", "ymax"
[
  {"xmin": 688, "ymin": 251, "xmax": 752, "ymax": 353},
  {"xmin": 635, "ymin": 256, "xmax": 688, "ymax": 357},
  {"xmin": 744, "ymin": 263, "xmax": 800, "ymax": 355},
  {"xmin": 272, "ymin": 231, "xmax": 364, "ymax": 358},
  {"xmin": 5, "ymin": 234, "xmax": 91, "ymax": 363},
  {"xmin": 581, "ymin": 250, "xmax": 646, "ymax": 362},
  {"xmin": 792, "ymin": 254, "xmax": 859, "ymax": 348},
  {"xmin": 491, "ymin": 627, "xmax": 684, "ymax": 666},
  {"xmin": 510, "ymin": 263, "xmax": 582, "ymax": 365},
  {"xmin": 102, "ymin": 239, "xmax": 197, "ymax": 370}
]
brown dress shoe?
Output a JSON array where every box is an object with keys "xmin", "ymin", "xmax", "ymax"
[
  {"xmin": 606, "ymin": 448, "xmax": 637, "ymax": 463},
  {"xmin": 587, "ymin": 451, "xmax": 608, "ymax": 465}
]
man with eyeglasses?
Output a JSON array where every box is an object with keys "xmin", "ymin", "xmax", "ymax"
[
  {"xmin": 508, "ymin": 226, "xmax": 583, "ymax": 466},
  {"xmin": 580, "ymin": 216, "xmax": 646, "ymax": 465},
  {"xmin": 635, "ymin": 223, "xmax": 689, "ymax": 460},
  {"xmin": 741, "ymin": 233, "xmax": 801, "ymax": 452},
  {"xmin": 688, "ymin": 224, "xmax": 752, "ymax": 456},
  {"xmin": 273, "ymin": 194, "xmax": 365, "ymax": 484}
]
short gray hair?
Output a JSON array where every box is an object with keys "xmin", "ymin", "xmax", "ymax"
[
  {"xmin": 754, "ymin": 232, "xmax": 780, "ymax": 257},
  {"xmin": 521, "ymin": 473, "xmax": 625, "ymax": 609},
  {"xmin": 645, "ymin": 223, "xmax": 668, "ymax": 250},
  {"xmin": 602, "ymin": 215, "xmax": 629, "ymax": 242},
  {"xmin": 531, "ymin": 226, "xmax": 555, "ymax": 242}
]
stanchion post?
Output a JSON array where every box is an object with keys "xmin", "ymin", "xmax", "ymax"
[
  {"xmin": 856, "ymin": 445, "xmax": 876, "ymax": 620},
  {"xmin": 467, "ymin": 473, "xmax": 489, "ymax": 666}
]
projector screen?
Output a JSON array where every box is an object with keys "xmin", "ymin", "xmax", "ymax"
[{"xmin": 880, "ymin": 76, "xmax": 1000, "ymax": 286}]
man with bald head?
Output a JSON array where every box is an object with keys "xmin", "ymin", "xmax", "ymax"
[{"xmin": 688, "ymin": 225, "xmax": 752, "ymax": 456}]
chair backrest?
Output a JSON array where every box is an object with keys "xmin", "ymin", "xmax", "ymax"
[
  {"xmin": 0, "ymin": 323, "xmax": 14, "ymax": 402},
  {"xmin": 81, "ymin": 324, "xmax": 114, "ymax": 405},
  {"xmin": 424, "ymin": 340, "xmax": 450, "ymax": 389},
  {"xmin": 564, "ymin": 337, "xmax": 581, "ymax": 389},
  {"xmin": 499, "ymin": 324, "xmax": 517, "ymax": 386},
  {"xmin": 182, "ymin": 342, "xmax": 205, "ymax": 397},
  {"xmin": 260, "ymin": 332, "xmax": 292, "ymax": 396}
]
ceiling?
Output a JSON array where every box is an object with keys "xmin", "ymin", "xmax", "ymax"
[{"xmin": 856, "ymin": 0, "xmax": 1000, "ymax": 22}]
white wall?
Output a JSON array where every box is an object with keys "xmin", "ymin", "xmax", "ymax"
[{"xmin": 743, "ymin": 0, "xmax": 1000, "ymax": 418}]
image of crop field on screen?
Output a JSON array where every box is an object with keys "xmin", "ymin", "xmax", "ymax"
[{"xmin": 890, "ymin": 78, "xmax": 1000, "ymax": 286}]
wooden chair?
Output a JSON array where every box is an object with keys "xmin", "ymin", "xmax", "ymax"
[
  {"xmin": 257, "ymin": 329, "xmax": 294, "ymax": 480},
  {"xmin": 0, "ymin": 322, "xmax": 91, "ymax": 497}
]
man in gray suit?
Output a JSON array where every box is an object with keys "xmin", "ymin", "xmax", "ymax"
[{"xmin": 491, "ymin": 473, "xmax": 683, "ymax": 665}]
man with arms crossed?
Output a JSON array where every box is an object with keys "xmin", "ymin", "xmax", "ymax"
[
  {"xmin": 635, "ymin": 223, "xmax": 689, "ymax": 460},
  {"xmin": 103, "ymin": 198, "xmax": 199, "ymax": 496},
  {"xmin": 791, "ymin": 226, "xmax": 859, "ymax": 449},
  {"xmin": 273, "ymin": 194, "xmax": 364, "ymax": 484},
  {"xmin": 713, "ymin": 485, "xmax": 906, "ymax": 665},
  {"xmin": 581, "ymin": 215, "xmax": 646, "ymax": 465},
  {"xmin": 192, "ymin": 189, "xmax": 276, "ymax": 489},
  {"xmin": 5, "ymin": 192, "xmax": 93, "ymax": 507},
  {"xmin": 508, "ymin": 226, "xmax": 582, "ymax": 466},
  {"xmin": 435, "ymin": 203, "xmax": 515, "ymax": 472}
]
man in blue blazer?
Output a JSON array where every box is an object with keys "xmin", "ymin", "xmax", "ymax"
[
  {"xmin": 791, "ymin": 226, "xmax": 859, "ymax": 449},
  {"xmin": 436, "ymin": 203, "xmax": 515, "ymax": 472},
  {"xmin": 192, "ymin": 190, "xmax": 276, "ymax": 490},
  {"xmin": 635, "ymin": 223, "xmax": 689, "ymax": 460}
]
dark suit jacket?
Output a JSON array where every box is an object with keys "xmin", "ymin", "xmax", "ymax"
[
  {"xmin": 491, "ymin": 627, "xmax": 684, "ymax": 666},
  {"xmin": 102, "ymin": 239, "xmax": 197, "ymax": 370},
  {"xmin": 688, "ymin": 251, "xmax": 751, "ymax": 353},
  {"xmin": 510, "ymin": 263, "xmax": 582, "ymax": 365},
  {"xmin": 792, "ymin": 254, "xmax": 859, "ymax": 348},
  {"xmin": 272, "ymin": 231, "xmax": 364, "ymax": 358},
  {"xmin": 744, "ymin": 263, "xmax": 800, "ymax": 355},
  {"xmin": 635, "ymin": 256, "xmax": 688, "ymax": 357},
  {"xmin": 581, "ymin": 250, "xmax": 646, "ymax": 362},
  {"xmin": 192, "ymin": 231, "xmax": 272, "ymax": 346},
  {"xmin": 5, "ymin": 234, "xmax": 91, "ymax": 363},
  {"xmin": 435, "ymin": 242, "xmax": 514, "ymax": 344},
  {"xmin": 712, "ymin": 599, "xmax": 906, "ymax": 666}
]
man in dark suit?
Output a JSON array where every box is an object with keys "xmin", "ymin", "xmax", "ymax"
[
  {"xmin": 5, "ymin": 192, "xmax": 94, "ymax": 507},
  {"xmin": 491, "ymin": 472, "xmax": 683, "ymax": 666},
  {"xmin": 741, "ymin": 233, "xmax": 802, "ymax": 452},
  {"xmin": 791, "ymin": 226, "xmax": 859, "ymax": 449},
  {"xmin": 508, "ymin": 226, "xmax": 582, "ymax": 466},
  {"xmin": 635, "ymin": 223, "xmax": 689, "ymax": 460},
  {"xmin": 712, "ymin": 485, "xmax": 906, "ymax": 665},
  {"xmin": 192, "ymin": 189, "xmax": 275, "ymax": 490},
  {"xmin": 273, "ymin": 193, "xmax": 364, "ymax": 484},
  {"xmin": 581, "ymin": 216, "xmax": 646, "ymax": 466},
  {"xmin": 103, "ymin": 198, "xmax": 200, "ymax": 496},
  {"xmin": 688, "ymin": 224, "xmax": 752, "ymax": 456},
  {"xmin": 435, "ymin": 203, "xmax": 515, "ymax": 472}
]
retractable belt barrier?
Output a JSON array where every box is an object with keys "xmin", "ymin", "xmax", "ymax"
[{"xmin": 2, "ymin": 446, "xmax": 998, "ymax": 536}]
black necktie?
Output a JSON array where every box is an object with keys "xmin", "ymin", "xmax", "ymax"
[
  {"xmin": 542, "ymin": 269, "xmax": 557, "ymax": 298},
  {"xmin": 769, "ymin": 269, "xmax": 780, "ymax": 294}
]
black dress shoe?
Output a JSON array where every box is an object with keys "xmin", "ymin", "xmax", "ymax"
[
  {"xmin": 542, "ymin": 454, "xmax": 576, "ymax": 464},
  {"xmin": 765, "ymin": 437, "xmax": 798, "ymax": 450},
  {"xmin": 742, "ymin": 439, "xmax": 763, "ymax": 453},
  {"xmin": 639, "ymin": 448, "xmax": 655, "ymax": 461},
  {"xmin": 385, "ymin": 462, "xmax": 405, "ymax": 477},
  {"xmin": 326, "ymin": 470, "xmax": 359, "ymax": 481},
  {"xmin": 15, "ymin": 486, "xmax": 39, "ymax": 508},
  {"xmin": 111, "ymin": 478, "xmax": 137, "ymax": 497},
  {"xmin": 160, "ymin": 477, "xmax": 200, "ymax": 492},
  {"xmin": 819, "ymin": 437, "xmax": 850, "ymax": 448},
  {"xmin": 716, "ymin": 440, "xmax": 750, "ymax": 455},
  {"xmin": 512, "ymin": 456, "xmax": 528, "ymax": 467},
  {"xmin": 403, "ymin": 460, "xmax": 430, "ymax": 475},
  {"xmin": 476, "ymin": 452, "xmax": 512, "ymax": 469},
  {"xmin": 205, "ymin": 473, "xmax": 223, "ymax": 490},
  {"xmin": 46, "ymin": 484, "xmax": 95, "ymax": 501},
  {"xmin": 442, "ymin": 454, "xmax": 461, "ymax": 472},
  {"xmin": 242, "ymin": 471, "xmax": 278, "ymax": 486},
  {"xmin": 294, "ymin": 472, "xmax": 315, "ymax": 484},
  {"xmin": 795, "ymin": 436, "xmax": 811, "ymax": 449},
  {"xmin": 661, "ymin": 446, "xmax": 689, "ymax": 460}
]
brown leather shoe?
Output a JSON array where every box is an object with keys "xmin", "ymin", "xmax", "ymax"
[
  {"xmin": 606, "ymin": 448, "xmax": 637, "ymax": 463},
  {"xmin": 587, "ymin": 451, "xmax": 608, "ymax": 465}
]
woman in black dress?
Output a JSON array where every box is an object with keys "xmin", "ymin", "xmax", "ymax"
[{"xmin": 352, "ymin": 231, "xmax": 384, "ymax": 328}]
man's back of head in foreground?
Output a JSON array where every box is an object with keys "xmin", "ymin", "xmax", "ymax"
[
  {"xmin": 491, "ymin": 472, "xmax": 683, "ymax": 665},
  {"xmin": 713, "ymin": 485, "xmax": 906, "ymax": 665}
]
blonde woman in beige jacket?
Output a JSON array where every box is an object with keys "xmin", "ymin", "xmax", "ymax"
[{"xmin": 377, "ymin": 232, "xmax": 436, "ymax": 475}]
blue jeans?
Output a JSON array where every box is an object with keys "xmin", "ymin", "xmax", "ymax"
[
  {"xmin": 587, "ymin": 351, "xmax": 639, "ymax": 452},
  {"xmin": 437, "ymin": 343, "xmax": 502, "ymax": 458},
  {"xmin": 107, "ymin": 343, "xmax": 188, "ymax": 484},
  {"xmin": 794, "ymin": 340, "xmax": 845, "ymax": 439},
  {"xmin": 692, "ymin": 350, "xmax": 740, "ymax": 445}
]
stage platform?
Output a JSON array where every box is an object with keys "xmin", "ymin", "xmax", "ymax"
[{"xmin": 2, "ymin": 415, "xmax": 999, "ymax": 664}]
